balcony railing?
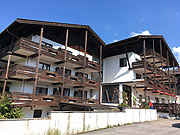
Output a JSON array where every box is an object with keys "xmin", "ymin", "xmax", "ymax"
[
  {"xmin": 10, "ymin": 92, "xmax": 99, "ymax": 107},
  {"xmin": 0, "ymin": 37, "xmax": 100, "ymax": 71},
  {"xmin": 1, "ymin": 64, "xmax": 99, "ymax": 89}
]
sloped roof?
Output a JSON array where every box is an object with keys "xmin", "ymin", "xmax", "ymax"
[
  {"xmin": 0, "ymin": 18, "xmax": 105, "ymax": 46},
  {"xmin": 104, "ymin": 35, "xmax": 179, "ymax": 67}
]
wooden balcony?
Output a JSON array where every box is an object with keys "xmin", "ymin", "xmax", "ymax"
[
  {"xmin": 132, "ymin": 61, "xmax": 175, "ymax": 83},
  {"xmin": 10, "ymin": 92, "xmax": 99, "ymax": 107},
  {"xmin": 0, "ymin": 64, "xmax": 99, "ymax": 89},
  {"xmin": 140, "ymin": 49, "xmax": 167, "ymax": 66},
  {"xmin": 0, "ymin": 37, "xmax": 100, "ymax": 71},
  {"xmin": 153, "ymin": 103, "xmax": 180, "ymax": 114},
  {"xmin": 132, "ymin": 61, "xmax": 176, "ymax": 94}
]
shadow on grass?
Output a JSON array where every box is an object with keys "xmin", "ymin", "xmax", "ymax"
[{"xmin": 172, "ymin": 123, "xmax": 180, "ymax": 128}]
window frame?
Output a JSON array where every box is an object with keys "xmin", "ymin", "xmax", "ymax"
[{"xmin": 119, "ymin": 57, "xmax": 127, "ymax": 67}]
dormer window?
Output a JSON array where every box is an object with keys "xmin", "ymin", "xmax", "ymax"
[{"xmin": 119, "ymin": 58, "xmax": 127, "ymax": 67}]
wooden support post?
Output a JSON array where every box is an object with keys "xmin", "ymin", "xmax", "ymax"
[
  {"xmin": 124, "ymin": 46, "xmax": 131, "ymax": 69},
  {"xmin": 173, "ymin": 61, "xmax": 177, "ymax": 115},
  {"xmin": 143, "ymin": 40, "xmax": 147, "ymax": 102},
  {"xmin": 173, "ymin": 61, "xmax": 176, "ymax": 94},
  {"xmin": 32, "ymin": 27, "xmax": 44, "ymax": 106},
  {"xmin": 99, "ymin": 45, "xmax": 102, "ymax": 104},
  {"xmin": 82, "ymin": 30, "xmax": 88, "ymax": 103},
  {"xmin": 167, "ymin": 51, "xmax": 170, "ymax": 92},
  {"xmin": 61, "ymin": 29, "xmax": 69, "ymax": 97},
  {"xmin": 152, "ymin": 39, "xmax": 156, "ymax": 90},
  {"xmin": 2, "ymin": 37, "xmax": 14, "ymax": 95},
  {"xmin": 168, "ymin": 100, "xmax": 170, "ymax": 114},
  {"xmin": 160, "ymin": 39, "xmax": 164, "ymax": 91}
]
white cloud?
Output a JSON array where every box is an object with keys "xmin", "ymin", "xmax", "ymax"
[
  {"xmin": 130, "ymin": 30, "xmax": 152, "ymax": 37},
  {"xmin": 112, "ymin": 39, "xmax": 119, "ymax": 42},
  {"xmin": 172, "ymin": 47, "xmax": 180, "ymax": 64}
]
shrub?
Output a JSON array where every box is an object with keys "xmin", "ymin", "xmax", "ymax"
[{"xmin": 0, "ymin": 93, "xmax": 24, "ymax": 119}]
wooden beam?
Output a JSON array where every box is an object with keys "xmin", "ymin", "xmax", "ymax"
[
  {"xmin": 29, "ymin": 53, "xmax": 40, "ymax": 58},
  {"xmin": 52, "ymin": 82, "xmax": 62, "ymax": 86},
  {"xmin": 99, "ymin": 45, "xmax": 102, "ymax": 104},
  {"xmin": 54, "ymin": 60, "xmax": 64, "ymax": 65},
  {"xmin": 2, "ymin": 37, "xmax": 14, "ymax": 95},
  {"xmin": 32, "ymin": 26, "xmax": 44, "ymax": 106},
  {"xmin": 167, "ymin": 51, "xmax": 170, "ymax": 92},
  {"xmin": 82, "ymin": 30, "xmax": 88, "ymax": 103},
  {"xmin": 0, "ymin": 59, "xmax": 14, "ymax": 64},
  {"xmin": 152, "ymin": 39, "xmax": 157, "ymax": 91},
  {"xmin": 74, "ymin": 66, "xmax": 84, "ymax": 70},
  {"xmin": 61, "ymin": 29, "xmax": 69, "ymax": 97},
  {"xmin": 124, "ymin": 45, "xmax": 131, "ymax": 69},
  {"xmin": 143, "ymin": 39, "xmax": 147, "ymax": 102},
  {"xmin": 160, "ymin": 39, "xmax": 164, "ymax": 91},
  {"xmin": 8, "ymin": 77, "xmax": 24, "ymax": 81},
  {"xmin": 12, "ymin": 52, "xmax": 26, "ymax": 58},
  {"xmin": 73, "ymin": 86, "xmax": 84, "ymax": 88}
]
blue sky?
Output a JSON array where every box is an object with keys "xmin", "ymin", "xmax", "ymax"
[{"xmin": 1, "ymin": 0, "xmax": 180, "ymax": 62}]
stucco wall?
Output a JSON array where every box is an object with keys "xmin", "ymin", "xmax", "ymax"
[
  {"xmin": 103, "ymin": 52, "xmax": 141, "ymax": 83},
  {"xmin": 0, "ymin": 109, "xmax": 157, "ymax": 135}
]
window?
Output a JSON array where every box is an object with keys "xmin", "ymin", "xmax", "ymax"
[
  {"xmin": 136, "ymin": 73, "xmax": 141, "ymax": 79},
  {"xmin": 53, "ymin": 88, "xmax": 60, "ymax": 95},
  {"xmin": 73, "ymin": 90, "xmax": 87, "ymax": 98},
  {"xmin": 63, "ymin": 88, "xmax": 70, "ymax": 96},
  {"xmin": 33, "ymin": 110, "xmax": 42, "ymax": 118},
  {"xmin": 90, "ymin": 89, "xmax": 93, "ymax": 98},
  {"xmin": 155, "ymin": 97, "xmax": 159, "ymax": 103},
  {"xmin": 75, "ymin": 72, "xmax": 88, "ymax": 79},
  {"xmin": 61, "ymin": 68, "xmax": 71, "ymax": 76},
  {"xmin": 91, "ymin": 72, "xmax": 99, "ymax": 81},
  {"xmin": 84, "ymin": 91, "xmax": 87, "ymax": 98},
  {"xmin": 74, "ymin": 91, "xmax": 78, "ymax": 97},
  {"xmin": 36, "ymin": 87, "xmax": 48, "ymax": 94},
  {"xmin": 119, "ymin": 58, "xmax": 127, "ymax": 67},
  {"xmin": 39, "ymin": 62, "xmax": 51, "ymax": 71},
  {"xmin": 161, "ymin": 98, "xmax": 165, "ymax": 103},
  {"xmin": 65, "ymin": 69, "xmax": 71, "ymax": 76}
]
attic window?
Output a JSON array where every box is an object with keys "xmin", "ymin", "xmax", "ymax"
[{"xmin": 119, "ymin": 58, "xmax": 127, "ymax": 67}]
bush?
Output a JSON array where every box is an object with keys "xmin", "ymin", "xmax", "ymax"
[
  {"xmin": 0, "ymin": 93, "xmax": 24, "ymax": 119},
  {"xmin": 118, "ymin": 102, "xmax": 130, "ymax": 108},
  {"xmin": 118, "ymin": 91, "xmax": 130, "ymax": 108}
]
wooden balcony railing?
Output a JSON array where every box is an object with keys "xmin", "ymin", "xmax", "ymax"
[
  {"xmin": 10, "ymin": 92, "xmax": 99, "ymax": 107},
  {"xmin": 140, "ymin": 49, "xmax": 167, "ymax": 64},
  {"xmin": 1, "ymin": 64, "xmax": 99, "ymax": 89},
  {"xmin": 3, "ymin": 37, "xmax": 100, "ymax": 71},
  {"xmin": 132, "ymin": 61, "xmax": 175, "ymax": 82},
  {"xmin": 153, "ymin": 103, "xmax": 180, "ymax": 114}
]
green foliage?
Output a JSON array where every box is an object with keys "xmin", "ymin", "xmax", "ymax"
[
  {"xmin": 118, "ymin": 91, "xmax": 130, "ymax": 108},
  {"xmin": 0, "ymin": 93, "xmax": 24, "ymax": 119},
  {"xmin": 122, "ymin": 91, "xmax": 128, "ymax": 104},
  {"xmin": 118, "ymin": 102, "xmax": 130, "ymax": 108},
  {"xmin": 139, "ymin": 98, "xmax": 150, "ymax": 109}
]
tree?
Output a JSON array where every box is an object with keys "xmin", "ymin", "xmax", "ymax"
[{"xmin": 0, "ymin": 93, "xmax": 24, "ymax": 119}]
